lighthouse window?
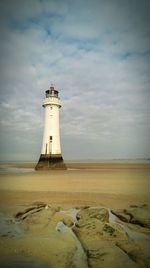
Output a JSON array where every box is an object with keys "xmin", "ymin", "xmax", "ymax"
[
  {"xmin": 50, "ymin": 136, "xmax": 53, "ymax": 141},
  {"xmin": 45, "ymin": 144, "xmax": 48, "ymax": 154},
  {"xmin": 50, "ymin": 106, "xmax": 53, "ymax": 110}
]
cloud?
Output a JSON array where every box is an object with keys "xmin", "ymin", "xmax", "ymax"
[{"xmin": 0, "ymin": 0, "xmax": 150, "ymax": 160}]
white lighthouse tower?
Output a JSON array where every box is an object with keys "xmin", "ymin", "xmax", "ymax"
[{"xmin": 35, "ymin": 84, "xmax": 66, "ymax": 170}]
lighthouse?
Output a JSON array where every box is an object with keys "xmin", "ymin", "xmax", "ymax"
[{"xmin": 35, "ymin": 84, "xmax": 66, "ymax": 170}]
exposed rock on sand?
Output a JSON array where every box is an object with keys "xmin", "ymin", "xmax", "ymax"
[
  {"xmin": 13, "ymin": 204, "xmax": 88, "ymax": 268},
  {"xmin": 53, "ymin": 211, "xmax": 74, "ymax": 227},
  {"xmin": 76, "ymin": 207, "xmax": 109, "ymax": 222},
  {"xmin": 116, "ymin": 240, "xmax": 150, "ymax": 268},
  {"xmin": 111, "ymin": 204, "xmax": 150, "ymax": 228},
  {"xmin": 85, "ymin": 240, "xmax": 139, "ymax": 268},
  {"xmin": 0, "ymin": 205, "xmax": 149, "ymax": 268},
  {"xmin": 73, "ymin": 207, "xmax": 150, "ymax": 268},
  {"xmin": 15, "ymin": 203, "xmax": 48, "ymax": 221},
  {"xmin": 73, "ymin": 207, "xmax": 128, "ymax": 241}
]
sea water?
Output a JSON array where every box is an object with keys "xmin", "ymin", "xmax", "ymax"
[{"xmin": 0, "ymin": 165, "xmax": 34, "ymax": 174}]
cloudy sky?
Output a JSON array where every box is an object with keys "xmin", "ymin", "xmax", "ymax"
[{"xmin": 0, "ymin": 0, "xmax": 150, "ymax": 161}]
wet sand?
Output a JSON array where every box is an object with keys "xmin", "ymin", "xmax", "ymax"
[{"xmin": 0, "ymin": 162, "xmax": 150, "ymax": 209}]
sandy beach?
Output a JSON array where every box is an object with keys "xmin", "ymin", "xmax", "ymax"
[
  {"xmin": 0, "ymin": 162, "xmax": 150, "ymax": 208},
  {"xmin": 0, "ymin": 161, "xmax": 150, "ymax": 267}
]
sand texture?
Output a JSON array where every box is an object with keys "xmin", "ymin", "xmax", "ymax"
[{"xmin": 0, "ymin": 161, "xmax": 150, "ymax": 267}]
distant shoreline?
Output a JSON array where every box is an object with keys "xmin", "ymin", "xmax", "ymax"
[{"xmin": 0, "ymin": 160, "xmax": 150, "ymax": 170}]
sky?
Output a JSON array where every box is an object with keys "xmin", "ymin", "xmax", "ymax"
[{"xmin": 0, "ymin": 0, "xmax": 150, "ymax": 161}]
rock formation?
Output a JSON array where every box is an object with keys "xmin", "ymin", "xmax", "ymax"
[{"xmin": 0, "ymin": 204, "xmax": 149, "ymax": 268}]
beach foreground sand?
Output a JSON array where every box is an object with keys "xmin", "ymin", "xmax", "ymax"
[
  {"xmin": 0, "ymin": 162, "xmax": 150, "ymax": 267},
  {"xmin": 0, "ymin": 162, "xmax": 150, "ymax": 208}
]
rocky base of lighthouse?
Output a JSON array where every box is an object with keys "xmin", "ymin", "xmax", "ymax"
[{"xmin": 35, "ymin": 154, "xmax": 67, "ymax": 170}]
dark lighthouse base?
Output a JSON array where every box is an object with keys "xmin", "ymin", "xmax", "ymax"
[{"xmin": 35, "ymin": 154, "xmax": 67, "ymax": 170}]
